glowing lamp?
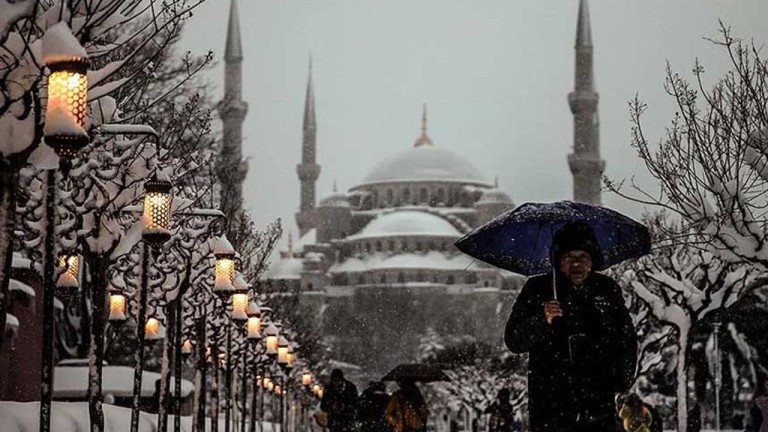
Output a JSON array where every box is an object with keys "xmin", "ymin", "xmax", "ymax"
[
  {"xmin": 302, "ymin": 372, "xmax": 312, "ymax": 387},
  {"xmin": 277, "ymin": 336, "xmax": 289, "ymax": 365},
  {"xmin": 181, "ymin": 339, "xmax": 194, "ymax": 357},
  {"xmin": 43, "ymin": 23, "xmax": 89, "ymax": 160},
  {"xmin": 56, "ymin": 252, "xmax": 80, "ymax": 289},
  {"xmin": 274, "ymin": 385, "xmax": 282, "ymax": 395},
  {"xmin": 142, "ymin": 175, "xmax": 173, "ymax": 246},
  {"xmin": 266, "ymin": 380, "xmax": 275, "ymax": 392},
  {"xmin": 247, "ymin": 316, "xmax": 262, "ymax": 340},
  {"xmin": 213, "ymin": 236, "xmax": 236, "ymax": 298},
  {"xmin": 317, "ymin": 387, "xmax": 324, "ymax": 399},
  {"xmin": 312, "ymin": 384, "xmax": 321, "ymax": 395},
  {"xmin": 263, "ymin": 323, "xmax": 279, "ymax": 356},
  {"xmin": 231, "ymin": 293, "xmax": 249, "ymax": 324},
  {"xmin": 218, "ymin": 353, "xmax": 227, "ymax": 369},
  {"xmin": 145, "ymin": 317, "xmax": 162, "ymax": 340},
  {"xmin": 108, "ymin": 291, "xmax": 127, "ymax": 322}
]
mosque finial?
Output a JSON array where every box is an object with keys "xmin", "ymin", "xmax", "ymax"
[
  {"xmin": 414, "ymin": 103, "xmax": 433, "ymax": 147},
  {"xmin": 287, "ymin": 231, "xmax": 294, "ymax": 258},
  {"xmin": 333, "ymin": 180, "xmax": 338, "ymax": 193},
  {"xmin": 494, "ymin": 176, "xmax": 499, "ymax": 188}
]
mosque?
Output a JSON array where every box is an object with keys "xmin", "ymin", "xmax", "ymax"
[{"xmin": 218, "ymin": 0, "xmax": 605, "ymax": 378}]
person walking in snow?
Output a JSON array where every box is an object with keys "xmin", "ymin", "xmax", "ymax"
[
  {"xmin": 485, "ymin": 388, "xmax": 518, "ymax": 432},
  {"xmin": 358, "ymin": 381, "xmax": 392, "ymax": 432},
  {"xmin": 747, "ymin": 377, "xmax": 768, "ymax": 432},
  {"xmin": 321, "ymin": 369, "xmax": 359, "ymax": 432},
  {"xmin": 385, "ymin": 380, "xmax": 429, "ymax": 432},
  {"xmin": 504, "ymin": 221, "xmax": 638, "ymax": 432},
  {"xmin": 618, "ymin": 394, "xmax": 652, "ymax": 432}
]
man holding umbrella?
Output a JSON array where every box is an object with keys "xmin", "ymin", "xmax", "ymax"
[{"xmin": 504, "ymin": 221, "xmax": 637, "ymax": 431}]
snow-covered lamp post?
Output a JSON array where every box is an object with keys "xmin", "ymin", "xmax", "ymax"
[
  {"xmin": 212, "ymin": 235, "xmax": 239, "ymax": 432},
  {"xmin": 181, "ymin": 339, "xmax": 194, "ymax": 359},
  {"xmin": 145, "ymin": 317, "xmax": 164, "ymax": 341},
  {"xmin": 130, "ymin": 175, "xmax": 174, "ymax": 432},
  {"xmin": 302, "ymin": 372, "xmax": 312, "ymax": 387},
  {"xmin": 264, "ymin": 323, "xmax": 280, "ymax": 358},
  {"xmin": 38, "ymin": 23, "xmax": 91, "ymax": 432},
  {"xmin": 231, "ymin": 273, "xmax": 249, "ymax": 325}
]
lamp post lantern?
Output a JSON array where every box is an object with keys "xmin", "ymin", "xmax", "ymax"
[
  {"xmin": 141, "ymin": 175, "xmax": 173, "ymax": 246},
  {"xmin": 39, "ymin": 23, "xmax": 91, "ymax": 432},
  {"xmin": 108, "ymin": 290, "xmax": 127, "ymax": 323}
]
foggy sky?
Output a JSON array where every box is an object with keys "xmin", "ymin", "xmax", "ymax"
[{"xmin": 179, "ymin": 0, "xmax": 768, "ymax": 240}]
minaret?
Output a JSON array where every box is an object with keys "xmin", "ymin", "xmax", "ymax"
[
  {"xmin": 567, "ymin": 0, "xmax": 605, "ymax": 205},
  {"xmin": 295, "ymin": 59, "xmax": 320, "ymax": 237},
  {"xmin": 217, "ymin": 0, "xmax": 249, "ymax": 223}
]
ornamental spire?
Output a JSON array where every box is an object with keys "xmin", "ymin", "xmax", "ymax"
[{"xmin": 414, "ymin": 103, "xmax": 433, "ymax": 147}]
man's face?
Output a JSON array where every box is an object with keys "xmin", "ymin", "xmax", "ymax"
[
  {"xmin": 559, "ymin": 250, "xmax": 592, "ymax": 286},
  {"xmin": 331, "ymin": 376, "xmax": 343, "ymax": 388}
]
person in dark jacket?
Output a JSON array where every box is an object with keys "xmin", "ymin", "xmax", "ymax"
[
  {"xmin": 358, "ymin": 381, "xmax": 392, "ymax": 432},
  {"xmin": 504, "ymin": 221, "xmax": 638, "ymax": 432},
  {"xmin": 321, "ymin": 369, "xmax": 359, "ymax": 432},
  {"xmin": 485, "ymin": 388, "xmax": 519, "ymax": 432}
]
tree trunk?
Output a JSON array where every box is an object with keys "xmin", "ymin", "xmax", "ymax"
[
  {"xmin": 0, "ymin": 165, "xmax": 17, "ymax": 356},
  {"xmin": 677, "ymin": 323, "xmax": 691, "ymax": 432},
  {"xmin": 158, "ymin": 299, "xmax": 177, "ymax": 432},
  {"xmin": 174, "ymin": 299, "xmax": 183, "ymax": 432},
  {"xmin": 130, "ymin": 243, "xmax": 151, "ymax": 432},
  {"xmin": 225, "ymin": 329, "xmax": 232, "ymax": 432},
  {"xmin": 249, "ymin": 362, "xmax": 258, "ymax": 432},
  {"xmin": 87, "ymin": 252, "xmax": 108, "ymax": 432}
]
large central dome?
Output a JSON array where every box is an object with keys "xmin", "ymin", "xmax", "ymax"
[{"xmin": 358, "ymin": 145, "xmax": 490, "ymax": 187}]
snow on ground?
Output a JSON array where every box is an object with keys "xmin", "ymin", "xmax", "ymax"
[
  {"xmin": 54, "ymin": 364, "xmax": 193, "ymax": 398},
  {"xmin": 0, "ymin": 401, "xmax": 280, "ymax": 432}
]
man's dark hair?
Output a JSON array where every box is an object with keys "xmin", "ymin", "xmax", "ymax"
[
  {"xmin": 331, "ymin": 368, "xmax": 344, "ymax": 380},
  {"xmin": 550, "ymin": 221, "xmax": 603, "ymax": 269}
]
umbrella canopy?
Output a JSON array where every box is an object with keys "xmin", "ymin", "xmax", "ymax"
[
  {"xmin": 382, "ymin": 363, "xmax": 451, "ymax": 383},
  {"xmin": 455, "ymin": 200, "xmax": 651, "ymax": 276}
]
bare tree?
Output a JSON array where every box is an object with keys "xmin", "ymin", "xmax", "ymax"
[{"xmin": 606, "ymin": 23, "xmax": 768, "ymax": 270}]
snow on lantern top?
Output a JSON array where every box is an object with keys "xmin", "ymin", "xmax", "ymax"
[
  {"xmin": 214, "ymin": 236, "xmax": 236, "ymax": 298},
  {"xmin": 43, "ymin": 22, "xmax": 89, "ymax": 161},
  {"xmin": 232, "ymin": 272, "xmax": 249, "ymax": 294}
]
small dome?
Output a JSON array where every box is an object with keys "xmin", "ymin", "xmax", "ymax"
[
  {"xmin": 477, "ymin": 189, "xmax": 513, "ymax": 205},
  {"xmin": 318, "ymin": 192, "xmax": 350, "ymax": 208},
  {"xmin": 348, "ymin": 210, "xmax": 461, "ymax": 240},
  {"xmin": 263, "ymin": 257, "xmax": 304, "ymax": 280},
  {"xmin": 358, "ymin": 146, "xmax": 490, "ymax": 187}
]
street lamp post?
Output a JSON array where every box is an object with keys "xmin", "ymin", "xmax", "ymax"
[
  {"xmin": 213, "ymin": 235, "xmax": 237, "ymax": 432},
  {"xmin": 713, "ymin": 321, "xmax": 722, "ymax": 432},
  {"xmin": 39, "ymin": 23, "xmax": 90, "ymax": 432},
  {"xmin": 130, "ymin": 175, "xmax": 173, "ymax": 432},
  {"xmin": 246, "ymin": 301, "xmax": 262, "ymax": 432}
]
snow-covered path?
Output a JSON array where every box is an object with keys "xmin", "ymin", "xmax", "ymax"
[{"xmin": 0, "ymin": 401, "xmax": 280, "ymax": 432}]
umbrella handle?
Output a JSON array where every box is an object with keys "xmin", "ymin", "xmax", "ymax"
[{"xmin": 552, "ymin": 268, "xmax": 557, "ymax": 301}]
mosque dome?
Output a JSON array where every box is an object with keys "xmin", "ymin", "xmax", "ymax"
[
  {"xmin": 347, "ymin": 210, "xmax": 462, "ymax": 240},
  {"xmin": 355, "ymin": 105, "xmax": 491, "ymax": 188},
  {"xmin": 263, "ymin": 257, "xmax": 304, "ymax": 280},
  {"xmin": 358, "ymin": 146, "xmax": 490, "ymax": 187}
]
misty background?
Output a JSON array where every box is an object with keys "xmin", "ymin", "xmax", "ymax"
[{"xmin": 179, "ymin": 0, "xmax": 768, "ymax": 243}]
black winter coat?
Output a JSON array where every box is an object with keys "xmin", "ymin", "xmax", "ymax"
[
  {"xmin": 321, "ymin": 380, "xmax": 359, "ymax": 432},
  {"xmin": 505, "ymin": 272, "xmax": 637, "ymax": 432}
]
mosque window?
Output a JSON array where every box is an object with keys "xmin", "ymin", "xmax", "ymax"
[
  {"xmin": 380, "ymin": 274, "xmax": 386, "ymax": 284},
  {"xmin": 415, "ymin": 241, "xmax": 422, "ymax": 251},
  {"xmin": 402, "ymin": 241, "xmax": 409, "ymax": 252},
  {"xmin": 420, "ymin": 188, "xmax": 428, "ymax": 203},
  {"xmin": 365, "ymin": 242, "xmax": 371, "ymax": 252},
  {"xmin": 427, "ymin": 241, "xmax": 435, "ymax": 251},
  {"xmin": 397, "ymin": 272, "xmax": 406, "ymax": 283},
  {"xmin": 375, "ymin": 241, "xmax": 382, "ymax": 251},
  {"xmin": 464, "ymin": 273, "xmax": 477, "ymax": 284},
  {"xmin": 387, "ymin": 189, "xmax": 394, "ymax": 204},
  {"xmin": 436, "ymin": 188, "xmax": 445, "ymax": 205},
  {"xmin": 446, "ymin": 275, "xmax": 455, "ymax": 285},
  {"xmin": 403, "ymin": 188, "xmax": 411, "ymax": 203},
  {"xmin": 387, "ymin": 240, "xmax": 395, "ymax": 251},
  {"xmin": 416, "ymin": 271, "xmax": 425, "ymax": 282}
]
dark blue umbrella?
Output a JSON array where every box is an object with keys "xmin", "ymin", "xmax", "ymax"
[{"xmin": 455, "ymin": 200, "xmax": 651, "ymax": 278}]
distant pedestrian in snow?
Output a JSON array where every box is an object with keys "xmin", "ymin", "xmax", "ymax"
[
  {"xmin": 618, "ymin": 394, "xmax": 652, "ymax": 432},
  {"xmin": 321, "ymin": 369, "xmax": 359, "ymax": 432},
  {"xmin": 358, "ymin": 381, "xmax": 392, "ymax": 432},
  {"xmin": 385, "ymin": 380, "xmax": 428, "ymax": 432},
  {"xmin": 747, "ymin": 377, "xmax": 768, "ymax": 432},
  {"xmin": 485, "ymin": 388, "xmax": 518, "ymax": 432},
  {"xmin": 504, "ymin": 221, "xmax": 638, "ymax": 432}
]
